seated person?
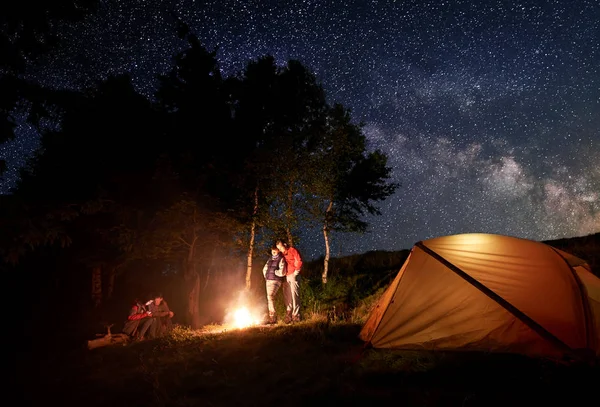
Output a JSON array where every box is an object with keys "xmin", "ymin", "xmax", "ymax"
[
  {"xmin": 146, "ymin": 293, "xmax": 174, "ymax": 337},
  {"xmin": 122, "ymin": 299, "xmax": 154, "ymax": 340}
]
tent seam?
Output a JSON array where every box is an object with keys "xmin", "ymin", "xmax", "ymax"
[
  {"xmin": 548, "ymin": 246, "xmax": 596, "ymax": 351},
  {"xmin": 366, "ymin": 248, "xmax": 415, "ymax": 347}
]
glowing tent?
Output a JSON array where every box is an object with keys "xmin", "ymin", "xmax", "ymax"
[{"xmin": 359, "ymin": 233, "xmax": 600, "ymax": 361}]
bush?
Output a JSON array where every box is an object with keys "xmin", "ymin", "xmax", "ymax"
[{"xmin": 287, "ymin": 249, "xmax": 409, "ymax": 322}]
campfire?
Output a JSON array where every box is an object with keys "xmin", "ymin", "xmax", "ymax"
[
  {"xmin": 232, "ymin": 306, "xmax": 261, "ymax": 329},
  {"xmin": 207, "ymin": 291, "xmax": 264, "ymax": 332}
]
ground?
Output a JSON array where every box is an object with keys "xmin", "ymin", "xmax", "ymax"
[{"xmin": 18, "ymin": 321, "xmax": 600, "ymax": 407}]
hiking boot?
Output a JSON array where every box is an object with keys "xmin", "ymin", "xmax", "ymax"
[
  {"xmin": 284, "ymin": 311, "xmax": 292, "ymax": 324},
  {"xmin": 292, "ymin": 315, "xmax": 301, "ymax": 323},
  {"xmin": 269, "ymin": 315, "xmax": 277, "ymax": 324}
]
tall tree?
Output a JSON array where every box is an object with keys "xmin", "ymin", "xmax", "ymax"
[
  {"xmin": 227, "ymin": 57, "xmax": 328, "ymax": 288},
  {"xmin": 0, "ymin": 0, "xmax": 99, "ymax": 171},
  {"xmin": 8, "ymin": 74, "xmax": 163, "ymax": 305},
  {"xmin": 305, "ymin": 104, "xmax": 398, "ymax": 283},
  {"xmin": 153, "ymin": 30, "xmax": 249, "ymax": 310},
  {"xmin": 269, "ymin": 60, "xmax": 328, "ymax": 245},
  {"xmin": 227, "ymin": 56, "xmax": 281, "ymax": 290},
  {"xmin": 117, "ymin": 196, "xmax": 239, "ymax": 328}
]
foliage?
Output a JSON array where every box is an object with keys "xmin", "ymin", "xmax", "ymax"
[
  {"xmin": 303, "ymin": 104, "xmax": 397, "ymax": 234},
  {"xmin": 0, "ymin": 0, "xmax": 99, "ymax": 170},
  {"xmin": 1, "ymin": 23, "xmax": 400, "ymax": 338},
  {"xmin": 0, "ymin": 0, "xmax": 99, "ymax": 73},
  {"xmin": 297, "ymin": 250, "xmax": 409, "ymax": 320},
  {"xmin": 3, "ymin": 75, "xmax": 162, "ymax": 268},
  {"xmin": 120, "ymin": 195, "xmax": 243, "ymax": 264}
]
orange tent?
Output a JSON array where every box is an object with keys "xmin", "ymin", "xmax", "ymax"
[{"xmin": 359, "ymin": 233, "xmax": 600, "ymax": 361}]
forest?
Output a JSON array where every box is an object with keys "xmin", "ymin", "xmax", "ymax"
[
  {"xmin": 6, "ymin": 5, "xmax": 600, "ymax": 406},
  {"xmin": 1, "ymin": 2, "xmax": 397, "ymax": 350}
]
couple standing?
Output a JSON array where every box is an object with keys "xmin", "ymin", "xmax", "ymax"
[{"xmin": 262, "ymin": 239, "xmax": 303, "ymax": 324}]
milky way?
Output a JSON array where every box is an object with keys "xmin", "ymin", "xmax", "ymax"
[{"xmin": 1, "ymin": 0, "xmax": 599, "ymax": 259}]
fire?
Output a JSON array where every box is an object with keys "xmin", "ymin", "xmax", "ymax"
[{"xmin": 232, "ymin": 306, "xmax": 261, "ymax": 329}]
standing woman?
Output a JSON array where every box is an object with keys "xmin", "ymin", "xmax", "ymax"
[
  {"xmin": 276, "ymin": 239, "xmax": 303, "ymax": 323},
  {"xmin": 262, "ymin": 245, "xmax": 287, "ymax": 324}
]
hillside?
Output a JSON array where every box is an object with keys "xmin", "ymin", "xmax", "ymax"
[
  {"xmin": 13, "ymin": 232, "xmax": 600, "ymax": 406},
  {"xmin": 19, "ymin": 322, "xmax": 600, "ymax": 407},
  {"xmin": 544, "ymin": 232, "xmax": 600, "ymax": 275}
]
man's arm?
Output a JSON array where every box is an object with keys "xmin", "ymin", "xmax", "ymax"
[
  {"xmin": 148, "ymin": 303, "xmax": 166, "ymax": 317},
  {"xmin": 163, "ymin": 301, "xmax": 174, "ymax": 318},
  {"xmin": 292, "ymin": 248, "xmax": 303, "ymax": 272},
  {"xmin": 158, "ymin": 301, "xmax": 174, "ymax": 318}
]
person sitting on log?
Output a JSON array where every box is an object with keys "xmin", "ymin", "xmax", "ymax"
[
  {"xmin": 146, "ymin": 293, "xmax": 174, "ymax": 337},
  {"xmin": 122, "ymin": 298, "xmax": 155, "ymax": 340}
]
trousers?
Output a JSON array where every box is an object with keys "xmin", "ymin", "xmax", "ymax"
[
  {"xmin": 282, "ymin": 273, "xmax": 300, "ymax": 317},
  {"xmin": 265, "ymin": 279, "xmax": 283, "ymax": 315}
]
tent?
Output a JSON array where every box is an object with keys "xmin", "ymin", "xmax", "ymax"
[{"xmin": 359, "ymin": 233, "xmax": 600, "ymax": 361}]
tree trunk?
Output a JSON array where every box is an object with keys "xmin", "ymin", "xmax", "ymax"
[
  {"xmin": 246, "ymin": 185, "xmax": 259, "ymax": 291},
  {"xmin": 106, "ymin": 265, "xmax": 116, "ymax": 300},
  {"xmin": 205, "ymin": 244, "xmax": 217, "ymax": 292},
  {"xmin": 322, "ymin": 199, "xmax": 333, "ymax": 284},
  {"xmin": 91, "ymin": 265, "xmax": 102, "ymax": 307},
  {"xmin": 185, "ymin": 238, "xmax": 201, "ymax": 329},
  {"xmin": 286, "ymin": 183, "xmax": 294, "ymax": 246},
  {"xmin": 246, "ymin": 218, "xmax": 256, "ymax": 291},
  {"xmin": 188, "ymin": 270, "xmax": 201, "ymax": 329}
]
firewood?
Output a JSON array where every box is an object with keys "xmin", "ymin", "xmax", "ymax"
[
  {"xmin": 87, "ymin": 323, "xmax": 130, "ymax": 350},
  {"xmin": 87, "ymin": 333, "xmax": 130, "ymax": 350}
]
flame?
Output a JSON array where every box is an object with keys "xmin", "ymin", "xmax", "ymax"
[{"xmin": 232, "ymin": 306, "xmax": 261, "ymax": 329}]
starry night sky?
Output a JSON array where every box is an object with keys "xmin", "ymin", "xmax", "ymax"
[{"xmin": 1, "ymin": 0, "xmax": 599, "ymax": 259}]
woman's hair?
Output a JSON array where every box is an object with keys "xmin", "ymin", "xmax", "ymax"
[{"xmin": 276, "ymin": 239, "xmax": 289, "ymax": 248}]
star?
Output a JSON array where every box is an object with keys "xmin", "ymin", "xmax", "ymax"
[{"xmin": 2, "ymin": 0, "xmax": 599, "ymax": 259}]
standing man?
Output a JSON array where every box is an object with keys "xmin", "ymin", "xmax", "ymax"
[{"xmin": 276, "ymin": 239, "xmax": 303, "ymax": 323}]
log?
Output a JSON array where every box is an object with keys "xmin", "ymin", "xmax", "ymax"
[{"xmin": 87, "ymin": 324, "xmax": 130, "ymax": 350}]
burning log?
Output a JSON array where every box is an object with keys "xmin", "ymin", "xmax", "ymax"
[{"xmin": 87, "ymin": 324, "xmax": 130, "ymax": 350}]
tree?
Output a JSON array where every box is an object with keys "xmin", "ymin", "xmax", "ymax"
[
  {"xmin": 305, "ymin": 104, "xmax": 398, "ymax": 283},
  {"xmin": 6, "ymin": 74, "xmax": 164, "ymax": 306},
  {"xmin": 116, "ymin": 196, "xmax": 240, "ymax": 328},
  {"xmin": 226, "ymin": 56, "xmax": 281, "ymax": 290},
  {"xmin": 153, "ymin": 30, "xmax": 250, "ymax": 308},
  {"xmin": 268, "ymin": 60, "xmax": 328, "ymax": 245},
  {"xmin": 227, "ymin": 57, "xmax": 328, "ymax": 288},
  {"xmin": 0, "ymin": 1, "xmax": 99, "ymax": 171}
]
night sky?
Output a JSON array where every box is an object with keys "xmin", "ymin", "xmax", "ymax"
[{"xmin": 1, "ymin": 0, "xmax": 599, "ymax": 259}]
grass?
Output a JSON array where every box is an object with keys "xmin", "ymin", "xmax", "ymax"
[
  {"xmin": 16, "ymin": 243, "xmax": 600, "ymax": 406},
  {"xmin": 20, "ymin": 321, "xmax": 600, "ymax": 407}
]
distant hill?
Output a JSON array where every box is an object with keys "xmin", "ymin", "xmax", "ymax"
[
  {"xmin": 544, "ymin": 232, "xmax": 600, "ymax": 276},
  {"xmin": 303, "ymin": 232, "xmax": 600, "ymax": 279}
]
